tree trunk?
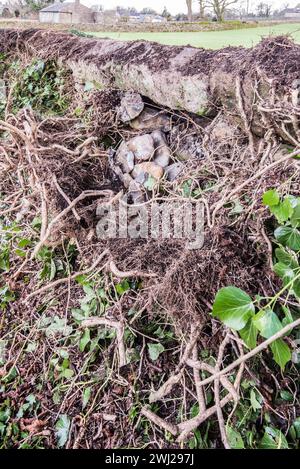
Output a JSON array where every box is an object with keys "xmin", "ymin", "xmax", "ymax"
[
  {"xmin": 199, "ymin": 0, "xmax": 206, "ymax": 18},
  {"xmin": 186, "ymin": 0, "xmax": 193, "ymax": 21}
]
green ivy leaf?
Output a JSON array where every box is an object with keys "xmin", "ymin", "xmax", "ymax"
[
  {"xmin": 280, "ymin": 390, "xmax": 293, "ymax": 402},
  {"xmin": 250, "ymin": 389, "xmax": 262, "ymax": 411},
  {"xmin": 274, "ymin": 226, "xmax": 300, "ymax": 251},
  {"xmin": 45, "ymin": 316, "xmax": 73, "ymax": 338},
  {"xmin": 291, "ymin": 204, "xmax": 300, "ymax": 228},
  {"xmin": 212, "ymin": 287, "xmax": 255, "ymax": 330},
  {"xmin": 271, "ymin": 197, "xmax": 293, "ymax": 223},
  {"xmin": 293, "ymin": 278, "xmax": 300, "ymax": 298},
  {"xmin": 116, "ymin": 279, "xmax": 130, "ymax": 295},
  {"xmin": 262, "ymin": 190, "xmax": 280, "ymax": 207},
  {"xmin": 260, "ymin": 426, "xmax": 289, "ymax": 449},
  {"xmin": 239, "ymin": 318, "xmax": 258, "ymax": 349},
  {"xmin": 147, "ymin": 343, "xmax": 165, "ymax": 361},
  {"xmin": 281, "ymin": 306, "xmax": 294, "ymax": 329},
  {"xmin": 270, "ymin": 339, "xmax": 291, "ymax": 370},
  {"xmin": 275, "ymin": 247, "xmax": 298, "ymax": 269},
  {"xmin": 0, "ymin": 249, "xmax": 10, "ymax": 272},
  {"xmin": 144, "ymin": 175, "xmax": 157, "ymax": 191},
  {"xmin": 79, "ymin": 329, "xmax": 90, "ymax": 352},
  {"xmin": 252, "ymin": 309, "xmax": 282, "ymax": 339},
  {"xmin": 62, "ymin": 368, "xmax": 74, "ymax": 379},
  {"xmin": 55, "ymin": 414, "xmax": 71, "ymax": 448},
  {"xmin": 82, "ymin": 387, "xmax": 91, "ymax": 410},
  {"xmin": 273, "ymin": 262, "xmax": 296, "ymax": 283},
  {"xmin": 227, "ymin": 426, "xmax": 245, "ymax": 449}
]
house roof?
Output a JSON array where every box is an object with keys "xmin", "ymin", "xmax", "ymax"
[
  {"xmin": 40, "ymin": 2, "xmax": 91, "ymax": 13},
  {"xmin": 284, "ymin": 7, "xmax": 300, "ymax": 13}
]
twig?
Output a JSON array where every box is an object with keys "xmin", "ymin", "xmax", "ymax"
[
  {"xmin": 81, "ymin": 316, "xmax": 126, "ymax": 367},
  {"xmin": 26, "ymin": 249, "xmax": 109, "ymax": 299},
  {"xmin": 214, "ymin": 333, "xmax": 231, "ymax": 449},
  {"xmin": 197, "ymin": 317, "xmax": 300, "ymax": 388},
  {"xmin": 109, "ymin": 260, "xmax": 157, "ymax": 279},
  {"xmin": 32, "ymin": 190, "xmax": 113, "ymax": 258},
  {"xmin": 149, "ymin": 371, "xmax": 184, "ymax": 403},
  {"xmin": 211, "ymin": 148, "xmax": 300, "ymax": 224},
  {"xmin": 141, "ymin": 407, "xmax": 178, "ymax": 436},
  {"xmin": 52, "ymin": 174, "xmax": 80, "ymax": 221},
  {"xmin": 191, "ymin": 326, "xmax": 206, "ymax": 413}
]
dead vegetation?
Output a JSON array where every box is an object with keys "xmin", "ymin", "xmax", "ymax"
[{"xmin": 0, "ymin": 32, "xmax": 300, "ymax": 449}]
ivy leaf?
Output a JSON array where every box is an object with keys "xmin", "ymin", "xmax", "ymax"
[
  {"xmin": 79, "ymin": 329, "xmax": 90, "ymax": 352},
  {"xmin": 260, "ymin": 426, "xmax": 289, "ymax": 449},
  {"xmin": 49, "ymin": 259, "xmax": 56, "ymax": 281},
  {"xmin": 291, "ymin": 204, "xmax": 300, "ymax": 228},
  {"xmin": 270, "ymin": 339, "xmax": 291, "ymax": 370},
  {"xmin": 280, "ymin": 390, "xmax": 293, "ymax": 402},
  {"xmin": 45, "ymin": 316, "xmax": 73, "ymax": 338},
  {"xmin": 273, "ymin": 262, "xmax": 296, "ymax": 283},
  {"xmin": 252, "ymin": 309, "xmax": 282, "ymax": 339},
  {"xmin": 144, "ymin": 175, "xmax": 157, "ymax": 191},
  {"xmin": 147, "ymin": 343, "xmax": 165, "ymax": 361},
  {"xmin": 239, "ymin": 318, "xmax": 258, "ymax": 349},
  {"xmin": 0, "ymin": 249, "xmax": 10, "ymax": 272},
  {"xmin": 262, "ymin": 190, "xmax": 280, "ymax": 207},
  {"xmin": 55, "ymin": 414, "xmax": 71, "ymax": 448},
  {"xmin": 271, "ymin": 197, "xmax": 293, "ymax": 223},
  {"xmin": 62, "ymin": 368, "xmax": 74, "ymax": 379},
  {"xmin": 275, "ymin": 247, "xmax": 298, "ymax": 269},
  {"xmin": 212, "ymin": 287, "xmax": 255, "ymax": 331},
  {"xmin": 274, "ymin": 226, "xmax": 300, "ymax": 251},
  {"xmin": 293, "ymin": 278, "xmax": 300, "ymax": 298},
  {"xmin": 250, "ymin": 389, "xmax": 262, "ymax": 411},
  {"xmin": 116, "ymin": 280, "xmax": 130, "ymax": 295},
  {"xmin": 227, "ymin": 426, "xmax": 245, "ymax": 449},
  {"xmin": 281, "ymin": 305, "xmax": 294, "ymax": 330},
  {"xmin": 82, "ymin": 387, "xmax": 91, "ymax": 410}
]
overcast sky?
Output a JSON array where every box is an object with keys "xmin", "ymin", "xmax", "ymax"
[{"xmin": 80, "ymin": 1, "xmax": 300, "ymax": 14}]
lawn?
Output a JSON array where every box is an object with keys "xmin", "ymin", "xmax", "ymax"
[{"xmin": 90, "ymin": 22, "xmax": 300, "ymax": 49}]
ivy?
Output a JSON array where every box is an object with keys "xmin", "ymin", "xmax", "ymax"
[{"xmin": 211, "ymin": 191, "xmax": 300, "ymax": 370}]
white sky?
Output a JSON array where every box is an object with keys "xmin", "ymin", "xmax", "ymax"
[{"xmin": 80, "ymin": 1, "xmax": 300, "ymax": 15}]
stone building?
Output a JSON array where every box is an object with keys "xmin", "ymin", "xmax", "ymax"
[
  {"xmin": 283, "ymin": 7, "xmax": 300, "ymax": 18},
  {"xmin": 39, "ymin": 0, "xmax": 94, "ymax": 24},
  {"xmin": 93, "ymin": 9, "xmax": 120, "ymax": 24}
]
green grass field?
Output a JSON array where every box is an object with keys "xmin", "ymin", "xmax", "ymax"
[{"xmin": 90, "ymin": 22, "xmax": 300, "ymax": 49}]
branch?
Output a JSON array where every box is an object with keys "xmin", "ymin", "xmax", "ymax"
[
  {"xmin": 81, "ymin": 316, "xmax": 126, "ymax": 367},
  {"xmin": 197, "ymin": 317, "xmax": 300, "ymax": 388},
  {"xmin": 109, "ymin": 260, "xmax": 157, "ymax": 279}
]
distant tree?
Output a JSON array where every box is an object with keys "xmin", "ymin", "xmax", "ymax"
[
  {"xmin": 206, "ymin": 0, "xmax": 238, "ymax": 21},
  {"xmin": 140, "ymin": 7, "xmax": 157, "ymax": 15},
  {"xmin": 3, "ymin": 0, "xmax": 57, "ymax": 15},
  {"xmin": 256, "ymin": 2, "xmax": 272, "ymax": 17},
  {"xmin": 91, "ymin": 4, "xmax": 103, "ymax": 12},
  {"xmin": 175, "ymin": 12, "xmax": 188, "ymax": 21},
  {"xmin": 116, "ymin": 6, "xmax": 138, "ymax": 16},
  {"xmin": 161, "ymin": 6, "xmax": 172, "ymax": 20}
]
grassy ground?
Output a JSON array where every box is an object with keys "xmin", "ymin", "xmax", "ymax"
[{"xmin": 90, "ymin": 22, "xmax": 300, "ymax": 49}]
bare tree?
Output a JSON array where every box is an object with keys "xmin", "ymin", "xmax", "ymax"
[
  {"xmin": 186, "ymin": 0, "xmax": 193, "ymax": 21},
  {"xmin": 199, "ymin": 0, "xmax": 206, "ymax": 18},
  {"xmin": 256, "ymin": 2, "xmax": 272, "ymax": 17},
  {"xmin": 206, "ymin": 0, "xmax": 238, "ymax": 21}
]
